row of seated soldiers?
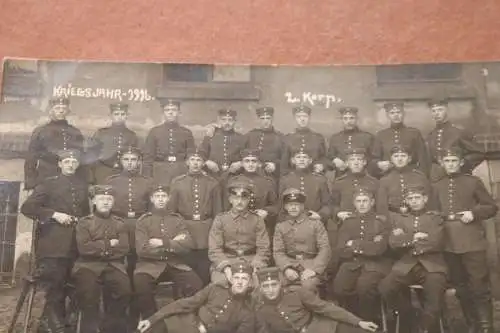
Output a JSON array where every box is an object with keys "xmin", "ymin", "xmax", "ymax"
[{"xmin": 20, "ymin": 138, "xmax": 498, "ymax": 333}]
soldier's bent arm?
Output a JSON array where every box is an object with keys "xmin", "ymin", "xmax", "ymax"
[
  {"xmin": 272, "ymin": 224, "xmax": 294, "ymax": 270},
  {"xmin": 253, "ymin": 217, "xmax": 271, "ymax": 267},
  {"xmin": 24, "ymin": 128, "xmax": 43, "ymax": 189},
  {"xmin": 472, "ymin": 178, "xmax": 498, "ymax": 221},
  {"xmin": 208, "ymin": 215, "xmax": 231, "ymax": 271},
  {"xmin": 388, "ymin": 222, "xmax": 414, "ymax": 250},
  {"xmin": 235, "ymin": 308, "xmax": 256, "ymax": 333},
  {"xmin": 148, "ymin": 284, "xmax": 212, "ymax": 325},
  {"xmin": 310, "ymin": 221, "xmax": 331, "ymax": 274},
  {"xmin": 415, "ymin": 131, "xmax": 431, "ymax": 177},
  {"xmin": 299, "ymin": 287, "xmax": 362, "ymax": 326},
  {"xmin": 115, "ymin": 220, "xmax": 130, "ymax": 256},
  {"xmin": 135, "ymin": 217, "xmax": 156, "ymax": 258},
  {"xmin": 76, "ymin": 220, "xmax": 108, "ymax": 256},
  {"xmin": 318, "ymin": 180, "xmax": 333, "ymax": 221},
  {"xmin": 20, "ymin": 182, "xmax": 54, "ymax": 222},
  {"xmin": 413, "ymin": 216, "xmax": 445, "ymax": 254},
  {"xmin": 211, "ymin": 182, "xmax": 223, "ymax": 217},
  {"xmin": 164, "ymin": 220, "xmax": 194, "ymax": 253},
  {"xmin": 142, "ymin": 130, "xmax": 157, "ymax": 177}
]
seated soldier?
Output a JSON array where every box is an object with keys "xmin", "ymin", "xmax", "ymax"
[
  {"xmin": 379, "ymin": 184, "xmax": 447, "ymax": 333},
  {"xmin": 208, "ymin": 177, "xmax": 270, "ymax": 283},
  {"xmin": 137, "ymin": 260, "xmax": 256, "ymax": 333},
  {"xmin": 279, "ymin": 148, "xmax": 332, "ymax": 224},
  {"xmin": 134, "ymin": 184, "xmax": 204, "ymax": 333},
  {"xmin": 333, "ymin": 187, "xmax": 392, "ymax": 325},
  {"xmin": 254, "ymin": 267, "xmax": 379, "ymax": 333},
  {"xmin": 72, "ymin": 185, "xmax": 131, "ymax": 333},
  {"xmin": 273, "ymin": 188, "xmax": 331, "ymax": 292}
]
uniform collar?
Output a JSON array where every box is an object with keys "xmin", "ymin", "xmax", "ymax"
[
  {"xmin": 390, "ymin": 123, "xmax": 406, "ymax": 130},
  {"xmin": 392, "ymin": 165, "xmax": 412, "ymax": 174},
  {"xmin": 122, "ymin": 169, "xmax": 139, "ymax": 177},
  {"xmin": 94, "ymin": 211, "xmax": 112, "ymax": 219},
  {"xmin": 291, "ymin": 214, "xmax": 307, "ymax": 224},
  {"xmin": 110, "ymin": 122, "xmax": 127, "ymax": 128},
  {"xmin": 295, "ymin": 127, "xmax": 311, "ymax": 133},
  {"xmin": 50, "ymin": 119, "xmax": 69, "ymax": 125},
  {"xmin": 348, "ymin": 171, "xmax": 366, "ymax": 178},
  {"xmin": 259, "ymin": 126, "xmax": 275, "ymax": 133},
  {"xmin": 294, "ymin": 167, "xmax": 312, "ymax": 175},
  {"xmin": 151, "ymin": 208, "xmax": 170, "ymax": 216},
  {"xmin": 435, "ymin": 121, "xmax": 452, "ymax": 130},
  {"xmin": 342, "ymin": 127, "xmax": 359, "ymax": 134},
  {"xmin": 409, "ymin": 209, "xmax": 426, "ymax": 217},
  {"xmin": 230, "ymin": 209, "xmax": 250, "ymax": 219},
  {"xmin": 355, "ymin": 210, "xmax": 376, "ymax": 219},
  {"xmin": 163, "ymin": 121, "xmax": 179, "ymax": 128}
]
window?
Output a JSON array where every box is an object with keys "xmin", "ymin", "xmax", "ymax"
[
  {"xmin": 1, "ymin": 60, "xmax": 40, "ymax": 101},
  {"xmin": 376, "ymin": 63, "xmax": 462, "ymax": 85},
  {"xmin": 0, "ymin": 181, "xmax": 20, "ymax": 285},
  {"xmin": 163, "ymin": 64, "xmax": 214, "ymax": 83}
]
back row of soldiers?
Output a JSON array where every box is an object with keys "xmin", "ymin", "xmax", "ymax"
[{"xmin": 21, "ymin": 96, "xmax": 496, "ymax": 333}]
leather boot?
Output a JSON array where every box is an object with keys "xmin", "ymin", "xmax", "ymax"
[
  {"xmin": 476, "ymin": 301, "xmax": 494, "ymax": 333},
  {"xmin": 458, "ymin": 299, "xmax": 478, "ymax": 333},
  {"xmin": 44, "ymin": 304, "xmax": 66, "ymax": 333}
]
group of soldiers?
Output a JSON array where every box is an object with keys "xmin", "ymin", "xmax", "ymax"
[{"xmin": 19, "ymin": 94, "xmax": 499, "ymax": 333}]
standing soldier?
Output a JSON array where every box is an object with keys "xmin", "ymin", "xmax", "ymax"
[
  {"xmin": 143, "ymin": 99, "xmax": 196, "ymax": 185},
  {"xmin": 281, "ymin": 105, "xmax": 328, "ymax": 176},
  {"xmin": 333, "ymin": 187, "xmax": 391, "ymax": 325},
  {"xmin": 21, "ymin": 149, "xmax": 91, "ymax": 332},
  {"xmin": 379, "ymin": 184, "xmax": 448, "ymax": 333},
  {"xmin": 224, "ymin": 149, "xmax": 278, "ymax": 239},
  {"xmin": 376, "ymin": 145, "xmax": 431, "ymax": 217},
  {"xmin": 24, "ymin": 97, "xmax": 86, "ymax": 190},
  {"xmin": 254, "ymin": 267, "xmax": 379, "ymax": 333},
  {"xmin": 327, "ymin": 107, "xmax": 375, "ymax": 178},
  {"xmin": 72, "ymin": 185, "xmax": 131, "ymax": 333},
  {"xmin": 134, "ymin": 184, "xmax": 203, "ymax": 333},
  {"xmin": 87, "ymin": 102, "xmax": 139, "ymax": 184},
  {"xmin": 208, "ymin": 177, "xmax": 270, "ymax": 283},
  {"xmin": 432, "ymin": 147, "xmax": 498, "ymax": 333},
  {"xmin": 427, "ymin": 97, "xmax": 485, "ymax": 181},
  {"xmin": 200, "ymin": 108, "xmax": 245, "ymax": 178},
  {"xmin": 279, "ymin": 149, "xmax": 332, "ymax": 224},
  {"xmin": 167, "ymin": 148, "xmax": 223, "ymax": 285},
  {"xmin": 105, "ymin": 146, "xmax": 153, "ymax": 276},
  {"xmin": 372, "ymin": 102, "xmax": 430, "ymax": 178},
  {"xmin": 137, "ymin": 261, "xmax": 256, "ymax": 333},
  {"xmin": 242, "ymin": 106, "xmax": 285, "ymax": 180},
  {"xmin": 273, "ymin": 188, "xmax": 331, "ymax": 292}
]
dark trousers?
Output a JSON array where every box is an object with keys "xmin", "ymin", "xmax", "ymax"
[
  {"xmin": 184, "ymin": 249, "xmax": 211, "ymax": 286},
  {"xmin": 35, "ymin": 257, "xmax": 73, "ymax": 333},
  {"xmin": 72, "ymin": 266, "xmax": 131, "ymax": 333},
  {"xmin": 332, "ymin": 263, "xmax": 385, "ymax": 323},
  {"xmin": 134, "ymin": 268, "xmax": 203, "ymax": 333},
  {"xmin": 379, "ymin": 263, "xmax": 447, "ymax": 331},
  {"xmin": 444, "ymin": 251, "xmax": 493, "ymax": 331}
]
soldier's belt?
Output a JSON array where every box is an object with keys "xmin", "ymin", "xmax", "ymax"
[
  {"xmin": 114, "ymin": 211, "xmax": 146, "ymax": 219},
  {"xmin": 154, "ymin": 155, "xmax": 182, "ymax": 162},
  {"xmin": 223, "ymin": 247, "xmax": 256, "ymax": 256},
  {"xmin": 389, "ymin": 206, "xmax": 409, "ymax": 214},
  {"xmin": 444, "ymin": 213, "xmax": 464, "ymax": 221},
  {"xmin": 286, "ymin": 253, "xmax": 316, "ymax": 260},
  {"xmin": 182, "ymin": 214, "xmax": 209, "ymax": 221}
]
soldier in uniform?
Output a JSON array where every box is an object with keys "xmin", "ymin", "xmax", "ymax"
[
  {"xmin": 273, "ymin": 188, "xmax": 331, "ymax": 292},
  {"xmin": 72, "ymin": 185, "xmax": 131, "ymax": 333},
  {"xmin": 279, "ymin": 149, "xmax": 332, "ymax": 224},
  {"xmin": 87, "ymin": 102, "xmax": 139, "ymax": 184},
  {"xmin": 224, "ymin": 149, "xmax": 278, "ymax": 239},
  {"xmin": 376, "ymin": 144, "xmax": 432, "ymax": 217},
  {"xmin": 432, "ymin": 147, "xmax": 498, "ymax": 333},
  {"xmin": 332, "ymin": 187, "xmax": 391, "ymax": 324},
  {"xmin": 242, "ymin": 106, "xmax": 285, "ymax": 180},
  {"xmin": 105, "ymin": 146, "xmax": 153, "ymax": 276},
  {"xmin": 371, "ymin": 102, "xmax": 430, "ymax": 178},
  {"xmin": 24, "ymin": 97, "xmax": 86, "ymax": 190},
  {"xmin": 379, "ymin": 184, "xmax": 448, "ymax": 333},
  {"xmin": 143, "ymin": 99, "xmax": 196, "ymax": 185},
  {"xmin": 327, "ymin": 107, "xmax": 375, "ymax": 178},
  {"xmin": 137, "ymin": 260, "xmax": 256, "ymax": 333},
  {"xmin": 209, "ymin": 177, "xmax": 270, "ymax": 283},
  {"xmin": 200, "ymin": 108, "xmax": 245, "ymax": 179},
  {"xmin": 427, "ymin": 97, "xmax": 485, "ymax": 181},
  {"xmin": 21, "ymin": 149, "xmax": 91, "ymax": 332},
  {"xmin": 254, "ymin": 267, "xmax": 379, "ymax": 333},
  {"xmin": 134, "ymin": 184, "xmax": 203, "ymax": 333},
  {"xmin": 167, "ymin": 147, "xmax": 223, "ymax": 285},
  {"xmin": 281, "ymin": 105, "xmax": 328, "ymax": 176}
]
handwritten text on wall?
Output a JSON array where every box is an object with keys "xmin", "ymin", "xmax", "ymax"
[
  {"xmin": 284, "ymin": 92, "xmax": 342, "ymax": 108},
  {"xmin": 53, "ymin": 84, "xmax": 155, "ymax": 102}
]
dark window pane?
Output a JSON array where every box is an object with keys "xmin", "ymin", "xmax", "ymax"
[
  {"xmin": 377, "ymin": 64, "xmax": 462, "ymax": 84},
  {"xmin": 163, "ymin": 64, "xmax": 213, "ymax": 82}
]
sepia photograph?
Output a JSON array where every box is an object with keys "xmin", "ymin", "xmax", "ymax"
[{"xmin": 2, "ymin": 59, "xmax": 500, "ymax": 333}]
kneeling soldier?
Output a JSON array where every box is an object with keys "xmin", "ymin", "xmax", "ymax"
[
  {"xmin": 273, "ymin": 188, "xmax": 331, "ymax": 292},
  {"xmin": 255, "ymin": 267, "xmax": 379, "ymax": 333},
  {"xmin": 379, "ymin": 184, "xmax": 447, "ymax": 333},
  {"xmin": 134, "ymin": 184, "xmax": 204, "ymax": 333},
  {"xmin": 208, "ymin": 177, "xmax": 270, "ymax": 283},
  {"xmin": 333, "ymin": 187, "xmax": 391, "ymax": 324},
  {"xmin": 137, "ymin": 260, "xmax": 256, "ymax": 333},
  {"xmin": 72, "ymin": 185, "xmax": 131, "ymax": 333}
]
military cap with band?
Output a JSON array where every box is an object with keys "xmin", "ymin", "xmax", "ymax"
[
  {"xmin": 338, "ymin": 106, "xmax": 359, "ymax": 115},
  {"xmin": 256, "ymin": 106, "xmax": 274, "ymax": 117},
  {"xmin": 159, "ymin": 98, "xmax": 181, "ymax": 109},
  {"xmin": 91, "ymin": 185, "xmax": 115, "ymax": 197},
  {"xmin": 440, "ymin": 146, "xmax": 463, "ymax": 159},
  {"xmin": 227, "ymin": 176, "xmax": 255, "ymax": 193},
  {"xmin": 122, "ymin": 145, "xmax": 142, "ymax": 158},
  {"xmin": 186, "ymin": 147, "xmax": 208, "ymax": 160},
  {"xmin": 240, "ymin": 148, "xmax": 261, "ymax": 160},
  {"xmin": 49, "ymin": 97, "xmax": 70, "ymax": 107},
  {"xmin": 230, "ymin": 260, "xmax": 253, "ymax": 275},
  {"xmin": 282, "ymin": 188, "xmax": 306, "ymax": 204},
  {"xmin": 290, "ymin": 147, "xmax": 313, "ymax": 158},
  {"xmin": 218, "ymin": 108, "xmax": 237, "ymax": 118},
  {"xmin": 292, "ymin": 105, "xmax": 312, "ymax": 115},
  {"xmin": 428, "ymin": 97, "xmax": 449, "ymax": 108},
  {"xmin": 150, "ymin": 184, "xmax": 170, "ymax": 196},
  {"xmin": 109, "ymin": 103, "xmax": 129, "ymax": 112},
  {"xmin": 383, "ymin": 102, "xmax": 404, "ymax": 111},
  {"xmin": 404, "ymin": 184, "xmax": 428, "ymax": 197},
  {"xmin": 345, "ymin": 147, "xmax": 367, "ymax": 157},
  {"xmin": 256, "ymin": 267, "xmax": 281, "ymax": 282},
  {"xmin": 390, "ymin": 144, "xmax": 412, "ymax": 155},
  {"xmin": 352, "ymin": 187, "xmax": 375, "ymax": 199},
  {"xmin": 58, "ymin": 149, "xmax": 81, "ymax": 161}
]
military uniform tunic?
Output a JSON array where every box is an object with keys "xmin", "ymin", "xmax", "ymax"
[
  {"xmin": 24, "ymin": 120, "xmax": 86, "ymax": 189},
  {"xmin": 331, "ymin": 172, "xmax": 379, "ymax": 218},
  {"xmin": 327, "ymin": 128, "xmax": 375, "ymax": 170},
  {"xmin": 143, "ymin": 122, "xmax": 195, "ymax": 185},
  {"xmin": 200, "ymin": 128, "xmax": 245, "ymax": 173},
  {"xmin": 281, "ymin": 128, "xmax": 328, "ymax": 175},
  {"xmin": 242, "ymin": 127, "xmax": 285, "ymax": 177}
]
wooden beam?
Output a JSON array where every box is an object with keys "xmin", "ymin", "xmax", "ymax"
[{"xmin": 156, "ymin": 82, "xmax": 261, "ymax": 101}]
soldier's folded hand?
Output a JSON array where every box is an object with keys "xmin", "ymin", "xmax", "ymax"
[
  {"xmin": 109, "ymin": 239, "xmax": 119, "ymax": 247},
  {"xmin": 301, "ymin": 269, "xmax": 316, "ymax": 280},
  {"xmin": 358, "ymin": 321, "xmax": 378, "ymax": 332},
  {"xmin": 205, "ymin": 160, "xmax": 220, "ymax": 172},
  {"xmin": 198, "ymin": 323, "xmax": 208, "ymax": 333},
  {"xmin": 373, "ymin": 235, "xmax": 383, "ymax": 243},
  {"xmin": 204, "ymin": 123, "xmax": 218, "ymax": 137},
  {"xmin": 52, "ymin": 212, "xmax": 74, "ymax": 225},
  {"xmin": 458, "ymin": 211, "xmax": 474, "ymax": 223},
  {"xmin": 332, "ymin": 158, "xmax": 347, "ymax": 171},
  {"xmin": 346, "ymin": 240, "xmax": 354, "ymax": 247},
  {"xmin": 148, "ymin": 238, "xmax": 164, "ymax": 248},
  {"xmin": 337, "ymin": 211, "xmax": 352, "ymax": 221},
  {"xmin": 413, "ymin": 232, "xmax": 428, "ymax": 240},
  {"xmin": 308, "ymin": 211, "xmax": 321, "ymax": 220},
  {"xmin": 392, "ymin": 228, "xmax": 404, "ymax": 236},
  {"xmin": 313, "ymin": 163, "xmax": 324, "ymax": 174},
  {"xmin": 173, "ymin": 233, "xmax": 187, "ymax": 241},
  {"xmin": 377, "ymin": 161, "xmax": 392, "ymax": 172},
  {"xmin": 284, "ymin": 268, "xmax": 300, "ymax": 281},
  {"xmin": 137, "ymin": 320, "xmax": 151, "ymax": 333},
  {"xmin": 264, "ymin": 162, "xmax": 276, "ymax": 173},
  {"xmin": 223, "ymin": 266, "xmax": 233, "ymax": 281},
  {"xmin": 255, "ymin": 209, "xmax": 268, "ymax": 219},
  {"xmin": 228, "ymin": 161, "xmax": 242, "ymax": 173}
]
